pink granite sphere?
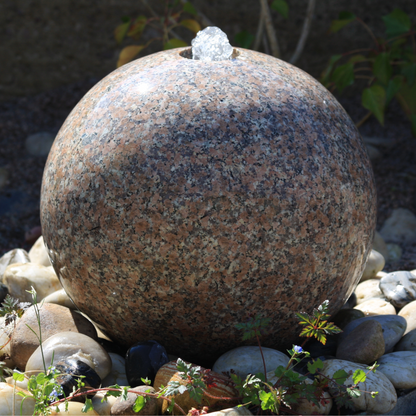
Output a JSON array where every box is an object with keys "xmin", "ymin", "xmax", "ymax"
[{"xmin": 41, "ymin": 47, "xmax": 376, "ymax": 363}]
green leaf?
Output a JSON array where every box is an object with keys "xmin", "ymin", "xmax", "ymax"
[
  {"xmin": 141, "ymin": 377, "xmax": 151, "ymax": 385},
  {"xmin": 362, "ymin": 85, "xmax": 386, "ymax": 125},
  {"xmin": 371, "ymin": 391, "xmax": 379, "ymax": 398},
  {"xmin": 386, "ymin": 76, "xmax": 403, "ymax": 104},
  {"xmin": 127, "ymin": 16, "xmax": 147, "ymax": 40},
  {"xmin": 117, "ymin": 45, "xmax": 147, "ymax": 67},
  {"xmin": 330, "ymin": 12, "xmax": 356, "ymax": 33},
  {"xmin": 307, "ymin": 358, "xmax": 323, "ymax": 375},
  {"xmin": 271, "ymin": 0, "xmax": 289, "ymax": 19},
  {"xmin": 333, "ymin": 369, "xmax": 349, "ymax": 386},
  {"xmin": 348, "ymin": 54, "xmax": 367, "ymax": 64},
  {"xmin": 347, "ymin": 387, "xmax": 361, "ymax": 398},
  {"xmin": 167, "ymin": 398, "xmax": 176, "ymax": 413},
  {"xmin": 234, "ymin": 31, "xmax": 255, "ymax": 49},
  {"xmin": 182, "ymin": 2, "xmax": 197, "ymax": 15},
  {"xmin": 133, "ymin": 395, "xmax": 146, "ymax": 412},
  {"xmin": 103, "ymin": 385, "xmax": 122, "ymax": 397},
  {"xmin": 353, "ymin": 369, "xmax": 367, "ymax": 385},
  {"xmin": 82, "ymin": 398, "xmax": 94, "ymax": 413},
  {"xmin": 180, "ymin": 19, "xmax": 201, "ymax": 34},
  {"xmin": 382, "ymin": 9, "xmax": 411, "ymax": 39},
  {"xmin": 114, "ymin": 20, "xmax": 131, "ymax": 44},
  {"xmin": 164, "ymin": 38, "xmax": 188, "ymax": 50},
  {"xmin": 373, "ymin": 52, "xmax": 392, "ymax": 85},
  {"xmin": 402, "ymin": 62, "xmax": 416, "ymax": 87},
  {"xmin": 27, "ymin": 377, "xmax": 37, "ymax": 391},
  {"xmin": 259, "ymin": 390, "xmax": 276, "ymax": 411},
  {"xmin": 36, "ymin": 373, "xmax": 47, "ymax": 385},
  {"xmin": 331, "ymin": 62, "xmax": 355, "ymax": 93},
  {"xmin": 321, "ymin": 54, "xmax": 342, "ymax": 86},
  {"xmin": 13, "ymin": 371, "xmax": 25, "ymax": 382}
]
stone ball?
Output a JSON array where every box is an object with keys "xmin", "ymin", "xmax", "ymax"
[{"xmin": 40, "ymin": 47, "xmax": 376, "ymax": 364}]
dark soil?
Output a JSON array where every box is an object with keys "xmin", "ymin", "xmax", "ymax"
[{"xmin": 0, "ymin": 78, "xmax": 415, "ymax": 271}]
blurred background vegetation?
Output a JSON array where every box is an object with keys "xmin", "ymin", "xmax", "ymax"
[{"xmin": 1, "ymin": 0, "xmax": 414, "ymax": 96}]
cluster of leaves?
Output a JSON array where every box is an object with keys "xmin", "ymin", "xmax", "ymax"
[
  {"xmin": 115, "ymin": 0, "xmax": 201, "ymax": 67},
  {"xmin": 0, "ymin": 294, "xmax": 30, "ymax": 327},
  {"xmin": 322, "ymin": 8, "xmax": 416, "ymax": 135},
  {"xmin": 229, "ymin": 301, "xmax": 378, "ymax": 414}
]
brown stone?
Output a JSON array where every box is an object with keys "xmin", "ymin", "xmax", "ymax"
[
  {"xmin": 154, "ymin": 361, "xmax": 238, "ymax": 415},
  {"xmin": 10, "ymin": 303, "xmax": 97, "ymax": 370},
  {"xmin": 40, "ymin": 47, "xmax": 376, "ymax": 363},
  {"xmin": 110, "ymin": 386, "xmax": 158, "ymax": 416},
  {"xmin": 336, "ymin": 320, "xmax": 385, "ymax": 364}
]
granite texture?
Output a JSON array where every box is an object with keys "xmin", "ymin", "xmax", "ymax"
[{"xmin": 40, "ymin": 47, "xmax": 377, "ymax": 364}]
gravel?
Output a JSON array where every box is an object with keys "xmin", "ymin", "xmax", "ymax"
[{"xmin": 0, "ymin": 77, "xmax": 415, "ymax": 271}]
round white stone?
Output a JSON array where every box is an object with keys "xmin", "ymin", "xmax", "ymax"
[{"xmin": 212, "ymin": 346, "xmax": 289, "ymax": 379}]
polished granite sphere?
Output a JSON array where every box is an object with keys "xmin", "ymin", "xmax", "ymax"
[{"xmin": 40, "ymin": 47, "xmax": 377, "ymax": 363}]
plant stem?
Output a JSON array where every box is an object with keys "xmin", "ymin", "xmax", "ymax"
[
  {"xmin": 289, "ymin": 0, "xmax": 316, "ymax": 64},
  {"xmin": 253, "ymin": 9, "xmax": 265, "ymax": 51},
  {"xmin": 255, "ymin": 329, "xmax": 268, "ymax": 382},
  {"xmin": 356, "ymin": 111, "xmax": 372, "ymax": 128},
  {"xmin": 259, "ymin": 0, "xmax": 280, "ymax": 57},
  {"xmin": 356, "ymin": 17, "xmax": 379, "ymax": 49}
]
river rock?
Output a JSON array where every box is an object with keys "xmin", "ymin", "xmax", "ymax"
[
  {"xmin": 204, "ymin": 407, "xmax": 253, "ymax": 416},
  {"xmin": 49, "ymin": 401, "xmax": 99, "ymax": 415},
  {"xmin": 110, "ymin": 385, "xmax": 158, "ymax": 415},
  {"xmin": 0, "ymin": 382, "xmax": 35, "ymax": 415},
  {"xmin": 360, "ymin": 249, "xmax": 385, "ymax": 282},
  {"xmin": 372, "ymin": 231, "xmax": 389, "ymax": 259},
  {"xmin": 25, "ymin": 331, "xmax": 111, "ymax": 379},
  {"xmin": 355, "ymin": 279, "xmax": 385, "ymax": 304},
  {"xmin": 377, "ymin": 351, "xmax": 416, "ymax": 389},
  {"xmin": 0, "ymin": 249, "xmax": 30, "ymax": 281},
  {"xmin": 321, "ymin": 359, "xmax": 397, "ymax": 413},
  {"xmin": 0, "ymin": 316, "xmax": 17, "ymax": 369},
  {"xmin": 212, "ymin": 346, "xmax": 290, "ymax": 379},
  {"xmin": 91, "ymin": 391, "xmax": 118, "ymax": 415},
  {"xmin": 398, "ymin": 300, "xmax": 416, "ymax": 334},
  {"xmin": 28, "ymin": 236, "xmax": 52, "ymax": 267},
  {"xmin": 387, "ymin": 243, "xmax": 403, "ymax": 261},
  {"xmin": 10, "ymin": 302, "xmax": 97, "ymax": 371},
  {"xmin": 380, "ymin": 271, "xmax": 416, "ymax": 309},
  {"xmin": 125, "ymin": 340, "xmax": 169, "ymax": 386},
  {"xmin": 42, "ymin": 288, "xmax": 76, "ymax": 309},
  {"xmin": 395, "ymin": 329, "xmax": 416, "ymax": 352},
  {"xmin": 336, "ymin": 320, "xmax": 385, "ymax": 364},
  {"xmin": 331, "ymin": 308, "xmax": 365, "ymax": 329},
  {"xmin": 380, "ymin": 208, "xmax": 416, "ymax": 244},
  {"xmin": 102, "ymin": 353, "xmax": 129, "ymax": 387},
  {"xmin": 25, "ymin": 131, "xmax": 55, "ymax": 157},
  {"xmin": 339, "ymin": 315, "xmax": 406, "ymax": 352},
  {"xmin": 154, "ymin": 360, "xmax": 238, "ymax": 414},
  {"xmin": 3, "ymin": 262, "xmax": 61, "ymax": 302},
  {"xmin": 354, "ymin": 298, "xmax": 396, "ymax": 316}
]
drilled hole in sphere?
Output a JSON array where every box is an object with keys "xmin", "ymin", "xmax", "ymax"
[{"xmin": 179, "ymin": 48, "xmax": 240, "ymax": 59}]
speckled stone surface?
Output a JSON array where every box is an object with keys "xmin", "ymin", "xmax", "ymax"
[{"xmin": 40, "ymin": 47, "xmax": 377, "ymax": 363}]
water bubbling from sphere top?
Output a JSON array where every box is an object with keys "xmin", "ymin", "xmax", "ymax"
[{"xmin": 191, "ymin": 26, "xmax": 233, "ymax": 61}]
